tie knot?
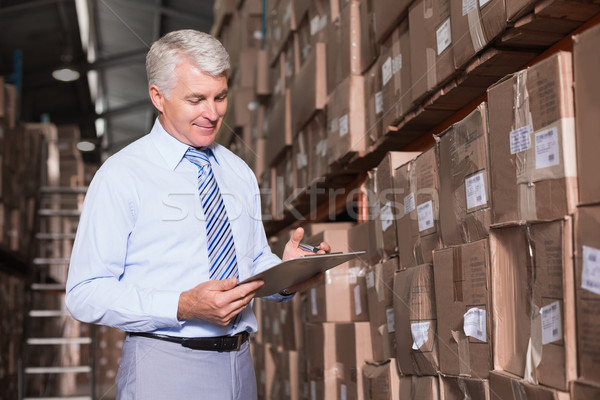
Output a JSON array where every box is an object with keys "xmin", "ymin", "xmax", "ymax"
[{"xmin": 185, "ymin": 147, "xmax": 210, "ymax": 168}]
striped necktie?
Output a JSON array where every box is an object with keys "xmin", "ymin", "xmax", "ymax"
[{"xmin": 185, "ymin": 147, "xmax": 238, "ymax": 281}]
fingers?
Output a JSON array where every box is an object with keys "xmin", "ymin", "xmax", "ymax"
[
  {"xmin": 317, "ymin": 241, "xmax": 331, "ymax": 254},
  {"xmin": 289, "ymin": 227, "xmax": 304, "ymax": 247}
]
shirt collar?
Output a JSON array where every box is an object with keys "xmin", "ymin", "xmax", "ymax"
[{"xmin": 149, "ymin": 118, "xmax": 220, "ymax": 170}]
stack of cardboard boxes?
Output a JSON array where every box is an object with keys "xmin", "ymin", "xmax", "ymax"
[{"xmin": 213, "ymin": 0, "xmax": 600, "ymax": 399}]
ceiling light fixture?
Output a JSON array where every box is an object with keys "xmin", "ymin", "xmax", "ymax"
[{"xmin": 52, "ymin": 54, "xmax": 80, "ymax": 82}]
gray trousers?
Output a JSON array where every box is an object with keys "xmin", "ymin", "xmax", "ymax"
[{"xmin": 115, "ymin": 334, "xmax": 257, "ymax": 400}]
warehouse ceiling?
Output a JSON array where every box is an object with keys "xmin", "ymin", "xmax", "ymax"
[{"xmin": 0, "ymin": 0, "xmax": 214, "ymax": 163}]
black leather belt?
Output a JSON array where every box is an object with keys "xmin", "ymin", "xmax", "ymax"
[{"xmin": 128, "ymin": 331, "xmax": 249, "ymax": 352}]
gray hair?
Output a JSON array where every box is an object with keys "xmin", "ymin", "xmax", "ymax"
[{"xmin": 146, "ymin": 29, "xmax": 230, "ymax": 97}]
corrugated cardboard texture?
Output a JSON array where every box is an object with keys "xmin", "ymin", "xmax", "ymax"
[
  {"xmin": 393, "ymin": 264, "xmax": 439, "ymax": 376},
  {"xmin": 304, "ymin": 322, "xmax": 339, "ymax": 399},
  {"xmin": 327, "ymin": 74, "xmax": 367, "ymax": 166},
  {"xmin": 574, "ymin": 205, "xmax": 600, "ymax": 385},
  {"xmin": 490, "ymin": 218, "xmax": 576, "ymax": 391},
  {"xmin": 290, "ymin": 42, "xmax": 327, "ymax": 135},
  {"xmin": 439, "ymin": 375, "xmax": 490, "ymax": 400},
  {"xmin": 372, "ymin": 0, "xmax": 411, "ymax": 43},
  {"xmin": 379, "ymin": 21, "xmax": 413, "ymax": 135},
  {"xmin": 573, "ymin": 23, "xmax": 600, "ymax": 205},
  {"xmin": 374, "ymin": 151, "xmax": 421, "ymax": 260},
  {"xmin": 335, "ymin": 322, "xmax": 373, "ymax": 400},
  {"xmin": 265, "ymin": 90, "xmax": 292, "ymax": 167},
  {"xmin": 409, "ymin": 0, "xmax": 456, "ymax": 103},
  {"xmin": 489, "ymin": 370, "xmax": 570, "ymax": 400},
  {"xmin": 326, "ymin": 1, "xmax": 376, "ymax": 94},
  {"xmin": 362, "ymin": 360, "xmax": 401, "ymax": 400},
  {"xmin": 398, "ymin": 375, "xmax": 440, "ymax": 400},
  {"xmin": 394, "ymin": 147, "xmax": 442, "ymax": 269},
  {"xmin": 437, "ymin": 103, "xmax": 491, "ymax": 246},
  {"xmin": 307, "ymin": 110, "xmax": 330, "ymax": 183},
  {"xmin": 432, "ymin": 239, "xmax": 492, "ymax": 378},
  {"xmin": 366, "ymin": 258, "xmax": 398, "ymax": 362},
  {"xmin": 570, "ymin": 380, "xmax": 600, "ymax": 400},
  {"xmin": 488, "ymin": 52, "xmax": 577, "ymax": 224}
]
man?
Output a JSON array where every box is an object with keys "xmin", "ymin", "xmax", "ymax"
[{"xmin": 65, "ymin": 29, "xmax": 328, "ymax": 399}]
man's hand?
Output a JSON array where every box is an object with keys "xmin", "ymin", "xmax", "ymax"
[
  {"xmin": 280, "ymin": 227, "xmax": 331, "ymax": 294},
  {"xmin": 177, "ymin": 277, "xmax": 264, "ymax": 325}
]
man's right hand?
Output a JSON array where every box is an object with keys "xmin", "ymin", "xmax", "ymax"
[{"xmin": 177, "ymin": 278, "xmax": 264, "ymax": 326}]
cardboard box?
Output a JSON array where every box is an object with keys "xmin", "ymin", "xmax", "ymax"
[
  {"xmin": 393, "ymin": 264, "xmax": 439, "ymax": 376},
  {"xmin": 362, "ymin": 360, "xmax": 401, "ymax": 400},
  {"xmin": 271, "ymin": 350, "xmax": 302, "ymax": 400},
  {"xmin": 450, "ymin": 0, "xmax": 506, "ymax": 70},
  {"xmin": 487, "ymin": 51, "xmax": 577, "ymax": 224},
  {"xmin": 335, "ymin": 322, "xmax": 373, "ymax": 399},
  {"xmin": 573, "ymin": 23, "xmax": 600, "ymax": 205},
  {"xmin": 273, "ymin": 147, "xmax": 294, "ymax": 220},
  {"xmin": 366, "ymin": 258, "xmax": 398, "ymax": 362},
  {"xmin": 490, "ymin": 218, "xmax": 577, "ymax": 391},
  {"xmin": 282, "ymin": 34, "xmax": 300, "ymax": 92},
  {"xmin": 305, "ymin": 322, "xmax": 339, "ymax": 399},
  {"xmin": 265, "ymin": 90, "xmax": 292, "ymax": 167},
  {"xmin": 290, "ymin": 42, "xmax": 327, "ymax": 135},
  {"xmin": 279, "ymin": 294, "xmax": 304, "ymax": 351},
  {"xmin": 378, "ymin": 21, "xmax": 413, "ymax": 131},
  {"xmin": 293, "ymin": 129, "xmax": 310, "ymax": 192},
  {"xmin": 364, "ymin": 60, "xmax": 383, "ymax": 145},
  {"xmin": 437, "ymin": 103, "xmax": 491, "ymax": 246},
  {"xmin": 394, "ymin": 147, "xmax": 442, "ymax": 269},
  {"xmin": 409, "ymin": 0, "xmax": 456, "ymax": 103},
  {"xmin": 327, "ymin": 74, "xmax": 366, "ymax": 167},
  {"xmin": 372, "ymin": 0, "xmax": 411, "ymax": 43},
  {"xmin": 256, "ymin": 50, "xmax": 271, "ymax": 96},
  {"xmin": 399, "ymin": 375, "xmax": 440, "ymax": 400},
  {"xmin": 374, "ymin": 151, "xmax": 421, "ymax": 260},
  {"xmin": 489, "ymin": 370, "xmax": 570, "ymax": 400},
  {"xmin": 260, "ymin": 168, "xmax": 275, "ymax": 220},
  {"xmin": 574, "ymin": 205, "xmax": 600, "ymax": 385},
  {"xmin": 307, "ymin": 110, "xmax": 330, "ymax": 183},
  {"xmin": 326, "ymin": 1, "xmax": 377, "ymax": 94},
  {"xmin": 433, "ymin": 239, "xmax": 493, "ymax": 378},
  {"xmin": 505, "ymin": 0, "xmax": 536, "ymax": 22},
  {"xmin": 267, "ymin": 0, "xmax": 296, "ymax": 64},
  {"xmin": 439, "ymin": 375, "xmax": 489, "ymax": 400},
  {"xmin": 570, "ymin": 380, "xmax": 600, "ymax": 400}
]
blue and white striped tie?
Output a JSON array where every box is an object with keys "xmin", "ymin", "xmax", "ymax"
[{"xmin": 185, "ymin": 147, "xmax": 238, "ymax": 281}]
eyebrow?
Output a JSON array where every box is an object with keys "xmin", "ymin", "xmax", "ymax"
[{"xmin": 187, "ymin": 89, "xmax": 228, "ymax": 100}]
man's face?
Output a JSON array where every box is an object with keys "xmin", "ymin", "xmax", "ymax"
[{"xmin": 150, "ymin": 58, "xmax": 228, "ymax": 148}]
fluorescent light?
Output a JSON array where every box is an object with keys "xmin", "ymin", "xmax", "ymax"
[
  {"xmin": 76, "ymin": 140, "xmax": 96, "ymax": 152},
  {"xmin": 52, "ymin": 67, "xmax": 80, "ymax": 82}
]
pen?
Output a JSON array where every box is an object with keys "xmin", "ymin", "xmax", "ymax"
[{"xmin": 298, "ymin": 242, "xmax": 321, "ymax": 253}]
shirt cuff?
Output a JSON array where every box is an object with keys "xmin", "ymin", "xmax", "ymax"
[{"xmin": 151, "ymin": 290, "xmax": 184, "ymax": 329}]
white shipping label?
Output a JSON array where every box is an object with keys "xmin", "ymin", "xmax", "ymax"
[
  {"xmin": 540, "ymin": 301, "xmax": 562, "ymax": 345},
  {"xmin": 465, "ymin": 172, "xmax": 487, "ymax": 209},
  {"xmin": 366, "ymin": 270, "xmax": 375, "ymax": 288},
  {"xmin": 582, "ymin": 245, "xmax": 600, "ymax": 295},
  {"xmin": 354, "ymin": 285, "xmax": 362, "ymax": 315},
  {"xmin": 310, "ymin": 16, "xmax": 321, "ymax": 36},
  {"xmin": 479, "ymin": 0, "xmax": 491, "ymax": 6},
  {"xmin": 417, "ymin": 200, "xmax": 435, "ymax": 232},
  {"xmin": 380, "ymin": 202, "xmax": 394, "ymax": 232},
  {"xmin": 330, "ymin": 118, "xmax": 339, "ymax": 133},
  {"xmin": 339, "ymin": 114, "xmax": 349, "ymax": 137},
  {"xmin": 375, "ymin": 91, "xmax": 384, "ymax": 115},
  {"xmin": 311, "ymin": 288, "xmax": 318, "ymax": 315},
  {"xmin": 463, "ymin": 0, "xmax": 477, "ymax": 15},
  {"xmin": 316, "ymin": 139, "xmax": 328, "ymax": 157},
  {"xmin": 285, "ymin": 380, "xmax": 291, "ymax": 396},
  {"xmin": 340, "ymin": 384, "xmax": 347, "ymax": 400},
  {"xmin": 296, "ymin": 153, "xmax": 308, "ymax": 169},
  {"xmin": 280, "ymin": 308, "xmax": 287, "ymax": 324},
  {"xmin": 404, "ymin": 192, "xmax": 415, "ymax": 214},
  {"xmin": 382, "ymin": 57, "xmax": 393, "ymax": 86},
  {"xmin": 311, "ymin": 381, "xmax": 317, "ymax": 400},
  {"xmin": 386, "ymin": 308, "xmax": 395, "ymax": 333},
  {"xmin": 393, "ymin": 54, "xmax": 402, "ymax": 75},
  {"xmin": 253, "ymin": 30, "xmax": 263, "ymax": 40},
  {"xmin": 273, "ymin": 319, "xmax": 280, "ymax": 335},
  {"xmin": 463, "ymin": 307, "xmax": 486, "ymax": 342},
  {"xmin": 509, "ymin": 125, "xmax": 532, "ymax": 154},
  {"xmin": 535, "ymin": 127, "xmax": 560, "ymax": 169},
  {"xmin": 411, "ymin": 321, "xmax": 431, "ymax": 350},
  {"xmin": 436, "ymin": 18, "xmax": 452, "ymax": 56}
]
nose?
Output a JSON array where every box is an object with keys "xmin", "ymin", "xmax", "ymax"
[{"xmin": 201, "ymin": 100, "xmax": 219, "ymax": 122}]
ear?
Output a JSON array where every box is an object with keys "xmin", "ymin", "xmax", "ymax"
[{"xmin": 149, "ymin": 84, "xmax": 165, "ymax": 113}]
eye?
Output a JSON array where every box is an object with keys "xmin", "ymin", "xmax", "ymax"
[
  {"xmin": 188, "ymin": 98, "xmax": 200, "ymax": 105},
  {"xmin": 216, "ymin": 94, "xmax": 227, "ymax": 102}
]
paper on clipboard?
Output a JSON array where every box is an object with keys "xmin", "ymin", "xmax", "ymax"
[{"xmin": 238, "ymin": 251, "xmax": 366, "ymax": 297}]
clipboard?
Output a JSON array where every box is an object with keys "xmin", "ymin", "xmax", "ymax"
[{"xmin": 238, "ymin": 251, "xmax": 365, "ymax": 297}]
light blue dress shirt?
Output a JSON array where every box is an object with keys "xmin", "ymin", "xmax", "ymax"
[{"xmin": 66, "ymin": 119, "xmax": 287, "ymax": 338}]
